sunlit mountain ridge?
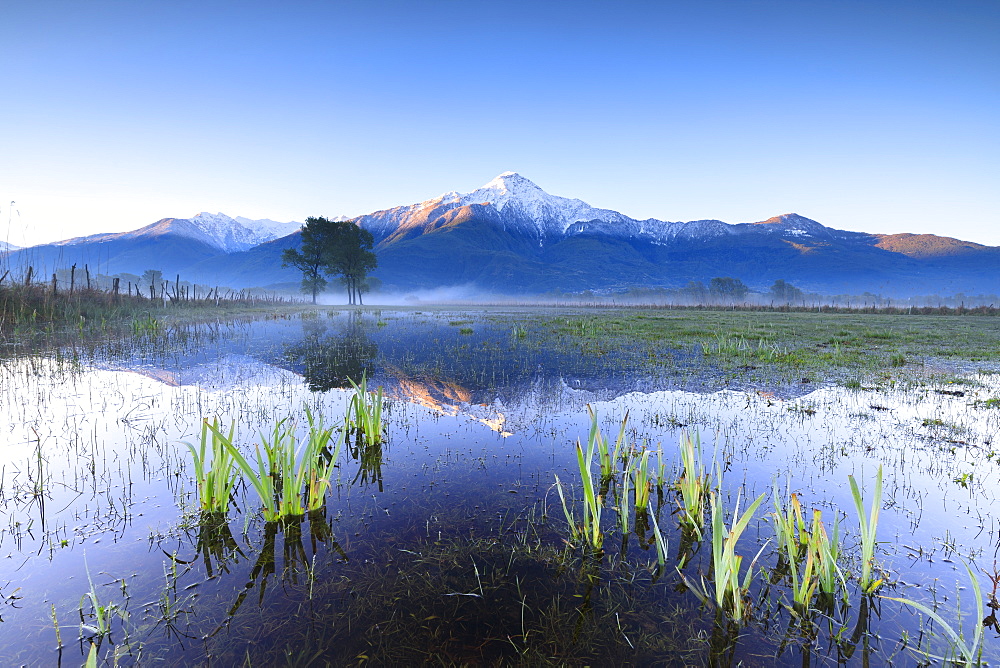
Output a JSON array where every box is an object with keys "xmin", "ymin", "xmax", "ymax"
[{"xmin": 3, "ymin": 173, "xmax": 998, "ymax": 297}]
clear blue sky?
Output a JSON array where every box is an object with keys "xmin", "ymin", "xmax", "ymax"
[{"xmin": 2, "ymin": 0, "xmax": 997, "ymax": 247}]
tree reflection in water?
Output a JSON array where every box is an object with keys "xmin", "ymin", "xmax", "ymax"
[{"xmin": 284, "ymin": 311, "xmax": 378, "ymax": 392}]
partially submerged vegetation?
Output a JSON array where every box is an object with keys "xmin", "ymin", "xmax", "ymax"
[
  {"xmin": 0, "ymin": 278, "xmax": 304, "ymax": 338},
  {"xmin": 3, "ymin": 306, "xmax": 1000, "ymax": 665}
]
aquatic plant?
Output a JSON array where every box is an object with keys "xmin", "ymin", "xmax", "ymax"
[
  {"xmin": 631, "ymin": 449, "xmax": 653, "ymax": 513},
  {"xmin": 184, "ymin": 419, "xmax": 239, "ymax": 514},
  {"xmin": 302, "ymin": 411, "xmax": 343, "ymax": 511},
  {"xmin": 882, "ymin": 561, "xmax": 984, "ymax": 665},
  {"xmin": 78, "ymin": 562, "xmax": 125, "ymax": 641},
  {"xmin": 130, "ymin": 314, "xmax": 164, "ymax": 336},
  {"xmin": 848, "ymin": 466, "xmax": 883, "ymax": 593},
  {"xmin": 587, "ymin": 405, "xmax": 628, "ymax": 481},
  {"xmin": 347, "ymin": 375, "xmax": 385, "ymax": 446},
  {"xmin": 649, "ymin": 512, "xmax": 669, "ymax": 569},
  {"xmin": 554, "ymin": 433, "xmax": 604, "ymax": 551},
  {"xmin": 675, "ymin": 431, "xmax": 711, "ymax": 539},
  {"xmin": 681, "ymin": 489, "xmax": 767, "ymax": 622},
  {"xmin": 575, "ymin": 437, "xmax": 604, "ymax": 550},
  {"xmin": 812, "ymin": 514, "xmax": 846, "ymax": 604},
  {"xmin": 210, "ymin": 409, "xmax": 344, "ymax": 522},
  {"xmin": 770, "ymin": 486, "xmax": 848, "ymax": 612}
]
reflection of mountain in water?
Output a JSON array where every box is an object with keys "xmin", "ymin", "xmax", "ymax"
[
  {"xmin": 78, "ymin": 312, "xmax": 820, "ymax": 432},
  {"xmin": 381, "ymin": 368, "xmax": 511, "ymax": 435}
]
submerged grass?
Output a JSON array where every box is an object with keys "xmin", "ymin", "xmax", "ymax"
[
  {"xmin": 681, "ymin": 489, "xmax": 767, "ymax": 622},
  {"xmin": 347, "ymin": 375, "xmax": 385, "ymax": 446},
  {"xmin": 185, "ymin": 419, "xmax": 239, "ymax": 514},
  {"xmin": 675, "ymin": 431, "xmax": 711, "ymax": 540},
  {"xmin": 205, "ymin": 408, "xmax": 345, "ymax": 522},
  {"xmin": 883, "ymin": 561, "xmax": 985, "ymax": 665},
  {"xmin": 849, "ymin": 466, "xmax": 884, "ymax": 594}
]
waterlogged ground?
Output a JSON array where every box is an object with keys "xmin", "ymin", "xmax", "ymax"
[{"xmin": 2, "ymin": 308, "xmax": 1000, "ymax": 665}]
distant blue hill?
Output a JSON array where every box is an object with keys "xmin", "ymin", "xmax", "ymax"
[{"xmin": 4, "ymin": 173, "xmax": 999, "ymax": 297}]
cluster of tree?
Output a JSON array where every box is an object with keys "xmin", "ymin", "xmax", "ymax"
[
  {"xmin": 678, "ymin": 277, "xmax": 750, "ymax": 302},
  {"xmin": 767, "ymin": 279, "xmax": 804, "ymax": 303},
  {"xmin": 282, "ymin": 217, "xmax": 378, "ymax": 305}
]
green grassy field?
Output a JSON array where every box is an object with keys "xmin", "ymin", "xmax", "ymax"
[{"xmin": 481, "ymin": 307, "xmax": 1000, "ymax": 381}]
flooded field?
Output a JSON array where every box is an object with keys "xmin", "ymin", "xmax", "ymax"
[{"xmin": 3, "ymin": 307, "xmax": 1000, "ymax": 665}]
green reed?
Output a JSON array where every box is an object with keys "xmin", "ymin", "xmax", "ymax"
[
  {"xmin": 813, "ymin": 513, "xmax": 846, "ymax": 603},
  {"xmin": 303, "ymin": 410, "xmax": 343, "ymax": 511},
  {"xmin": 184, "ymin": 419, "xmax": 239, "ymax": 513},
  {"xmin": 79, "ymin": 561, "xmax": 123, "ymax": 640},
  {"xmin": 771, "ymin": 489, "xmax": 847, "ymax": 611},
  {"xmin": 849, "ymin": 466, "xmax": 883, "ymax": 593},
  {"xmin": 617, "ymin": 456, "xmax": 631, "ymax": 535},
  {"xmin": 208, "ymin": 409, "xmax": 344, "ymax": 522},
  {"xmin": 553, "ymin": 474, "xmax": 581, "ymax": 543},
  {"xmin": 576, "ymin": 437, "xmax": 604, "ymax": 550},
  {"xmin": 883, "ymin": 560, "xmax": 984, "ymax": 665},
  {"xmin": 587, "ymin": 405, "xmax": 628, "ymax": 481},
  {"xmin": 554, "ymin": 433, "xmax": 604, "ymax": 551},
  {"xmin": 632, "ymin": 449, "xmax": 652, "ymax": 513},
  {"xmin": 347, "ymin": 375, "xmax": 385, "ymax": 446},
  {"xmin": 676, "ymin": 431, "xmax": 711, "ymax": 539},
  {"xmin": 130, "ymin": 314, "xmax": 164, "ymax": 336},
  {"xmin": 681, "ymin": 489, "xmax": 767, "ymax": 622},
  {"xmin": 650, "ymin": 511, "xmax": 669, "ymax": 568}
]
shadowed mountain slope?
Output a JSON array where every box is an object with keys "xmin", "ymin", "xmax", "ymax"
[{"xmin": 5, "ymin": 173, "xmax": 998, "ymax": 296}]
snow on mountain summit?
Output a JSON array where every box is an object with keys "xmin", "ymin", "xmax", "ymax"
[
  {"xmin": 354, "ymin": 172, "xmax": 842, "ymax": 248},
  {"xmin": 457, "ymin": 172, "xmax": 632, "ymax": 236},
  {"xmin": 184, "ymin": 212, "xmax": 302, "ymax": 252}
]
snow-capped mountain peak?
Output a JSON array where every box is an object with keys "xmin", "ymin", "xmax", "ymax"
[
  {"xmin": 457, "ymin": 172, "xmax": 630, "ymax": 236},
  {"xmin": 462, "ymin": 172, "xmax": 548, "ymax": 207},
  {"xmin": 182, "ymin": 212, "xmax": 302, "ymax": 252}
]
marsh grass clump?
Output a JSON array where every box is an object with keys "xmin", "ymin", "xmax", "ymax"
[
  {"xmin": 555, "ymin": 432, "xmax": 605, "ymax": 551},
  {"xmin": 206, "ymin": 409, "xmax": 344, "ymax": 522},
  {"xmin": 585, "ymin": 405, "xmax": 628, "ymax": 481},
  {"xmin": 347, "ymin": 375, "xmax": 385, "ymax": 446},
  {"xmin": 680, "ymin": 489, "xmax": 767, "ymax": 622},
  {"xmin": 631, "ymin": 449, "xmax": 653, "ymax": 513},
  {"xmin": 130, "ymin": 314, "xmax": 164, "ymax": 337},
  {"xmin": 848, "ymin": 466, "xmax": 883, "ymax": 594},
  {"xmin": 185, "ymin": 419, "xmax": 239, "ymax": 514},
  {"xmin": 675, "ymin": 431, "xmax": 711, "ymax": 540},
  {"xmin": 770, "ymin": 491, "xmax": 846, "ymax": 613}
]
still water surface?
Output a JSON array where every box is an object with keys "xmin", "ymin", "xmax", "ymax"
[{"xmin": 1, "ymin": 309, "xmax": 999, "ymax": 665}]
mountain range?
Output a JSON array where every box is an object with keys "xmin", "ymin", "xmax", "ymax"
[{"xmin": 4, "ymin": 173, "xmax": 999, "ymax": 297}]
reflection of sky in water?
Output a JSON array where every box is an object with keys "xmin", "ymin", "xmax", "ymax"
[{"xmin": 1, "ymin": 312, "xmax": 999, "ymax": 664}]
